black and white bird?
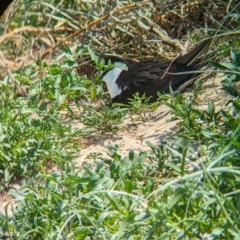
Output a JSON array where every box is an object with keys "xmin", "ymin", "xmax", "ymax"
[{"xmin": 102, "ymin": 38, "xmax": 214, "ymax": 104}]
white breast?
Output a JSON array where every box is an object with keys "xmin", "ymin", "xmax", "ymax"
[{"xmin": 102, "ymin": 68, "xmax": 123, "ymax": 98}]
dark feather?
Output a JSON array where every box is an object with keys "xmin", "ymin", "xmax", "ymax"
[
  {"xmin": 104, "ymin": 38, "xmax": 215, "ymax": 104},
  {"xmin": 0, "ymin": 0, "xmax": 13, "ymax": 16}
]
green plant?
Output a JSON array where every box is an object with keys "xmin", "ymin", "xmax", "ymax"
[
  {"xmin": 0, "ymin": 76, "xmax": 80, "ymax": 191},
  {"xmin": 15, "ymin": 58, "xmax": 90, "ymax": 113},
  {"xmin": 158, "ymin": 92, "xmax": 222, "ymax": 141},
  {"xmin": 1, "ymin": 1, "xmax": 240, "ymax": 239},
  {"xmin": 115, "ymin": 93, "xmax": 160, "ymax": 122},
  {"xmin": 210, "ymin": 49, "xmax": 240, "ymax": 98},
  {"xmin": 80, "ymin": 104, "xmax": 127, "ymax": 134},
  {"xmin": 2, "ymin": 140, "xmax": 240, "ymax": 239}
]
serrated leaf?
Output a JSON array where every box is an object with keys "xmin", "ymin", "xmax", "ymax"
[
  {"xmin": 114, "ymin": 61, "xmax": 128, "ymax": 71},
  {"xmin": 62, "ymin": 46, "xmax": 72, "ymax": 55},
  {"xmin": 88, "ymin": 46, "xmax": 99, "ymax": 64}
]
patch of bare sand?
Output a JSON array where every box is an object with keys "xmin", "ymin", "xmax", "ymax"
[
  {"xmin": 0, "ymin": 184, "xmax": 20, "ymax": 217},
  {"xmin": 77, "ymin": 104, "xmax": 177, "ymax": 165}
]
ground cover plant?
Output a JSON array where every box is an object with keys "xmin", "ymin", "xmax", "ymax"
[{"xmin": 0, "ymin": 0, "xmax": 240, "ymax": 239}]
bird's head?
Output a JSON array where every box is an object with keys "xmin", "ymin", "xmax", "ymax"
[{"xmin": 101, "ymin": 57, "xmax": 128, "ymax": 98}]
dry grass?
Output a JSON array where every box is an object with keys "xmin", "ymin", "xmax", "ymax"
[{"xmin": 0, "ymin": 0, "xmax": 239, "ymax": 79}]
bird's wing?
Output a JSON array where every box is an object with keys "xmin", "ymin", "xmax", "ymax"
[
  {"xmin": 114, "ymin": 37, "xmax": 215, "ymax": 92},
  {"xmin": 117, "ymin": 60, "xmax": 194, "ymax": 91}
]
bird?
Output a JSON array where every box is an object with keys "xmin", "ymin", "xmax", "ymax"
[{"xmin": 101, "ymin": 38, "xmax": 215, "ymax": 104}]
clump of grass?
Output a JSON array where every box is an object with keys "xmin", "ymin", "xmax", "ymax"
[
  {"xmin": 0, "ymin": 76, "xmax": 80, "ymax": 192},
  {"xmin": 0, "ymin": 46, "xmax": 104, "ymax": 191},
  {"xmin": 115, "ymin": 93, "xmax": 160, "ymax": 122},
  {"xmin": 79, "ymin": 104, "xmax": 127, "ymax": 134},
  {"xmin": 159, "ymin": 93, "xmax": 222, "ymax": 142},
  {"xmin": 1, "ymin": 135, "xmax": 240, "ymax": 239}
]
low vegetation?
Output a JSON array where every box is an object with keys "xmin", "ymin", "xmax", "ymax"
[{"xmin": 0, "ymin": 0, "xmax": 240, "ymax": 239}]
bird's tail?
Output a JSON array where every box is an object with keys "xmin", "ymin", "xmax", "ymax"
[{"xmin": 176, "ymin": 38, "xmax": 215, "ymax": 66}]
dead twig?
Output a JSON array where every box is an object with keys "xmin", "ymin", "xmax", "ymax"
[{"xmin": 41, "ymin": 3, "xmax": 137, "ymax": 59}]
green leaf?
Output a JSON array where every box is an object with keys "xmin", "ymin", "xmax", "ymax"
[
  {"xmin": 230, "ymin": 50, "xmax": 240, "ymax": 66},
  {"xmin": 39, "ymin": 102, "xmax": 48, "ymax": 111},
  {"xmin": 88, "ymin": 46, "xmax": 99, "ymax": 64},
  {"xmin": 89, "ymin": 85, "xmax": 97, "ymax": 100},
  {"xmin": 208, "ymin": 100, "xmax": 215, "ymax": 117},
  {"xmin": 129, "ymin": 150, "xmax": 134, "ymax": 160},
  {"xmin": 57, "ymin": 94, "xmax": 66, "ymax": 106},
  {"xmin": 124, "ymin": 179, "xmax": 133, "ymax": 193}
]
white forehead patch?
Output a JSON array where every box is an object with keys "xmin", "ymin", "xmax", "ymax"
[{"xmin": 102, "ymin": 68, "xmax": 123, "ymax": 98}]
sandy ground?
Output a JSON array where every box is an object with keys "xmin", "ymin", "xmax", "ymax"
[{"xmin": 0, "ymin": 72, "xmax": 231, "ymax": 216}]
